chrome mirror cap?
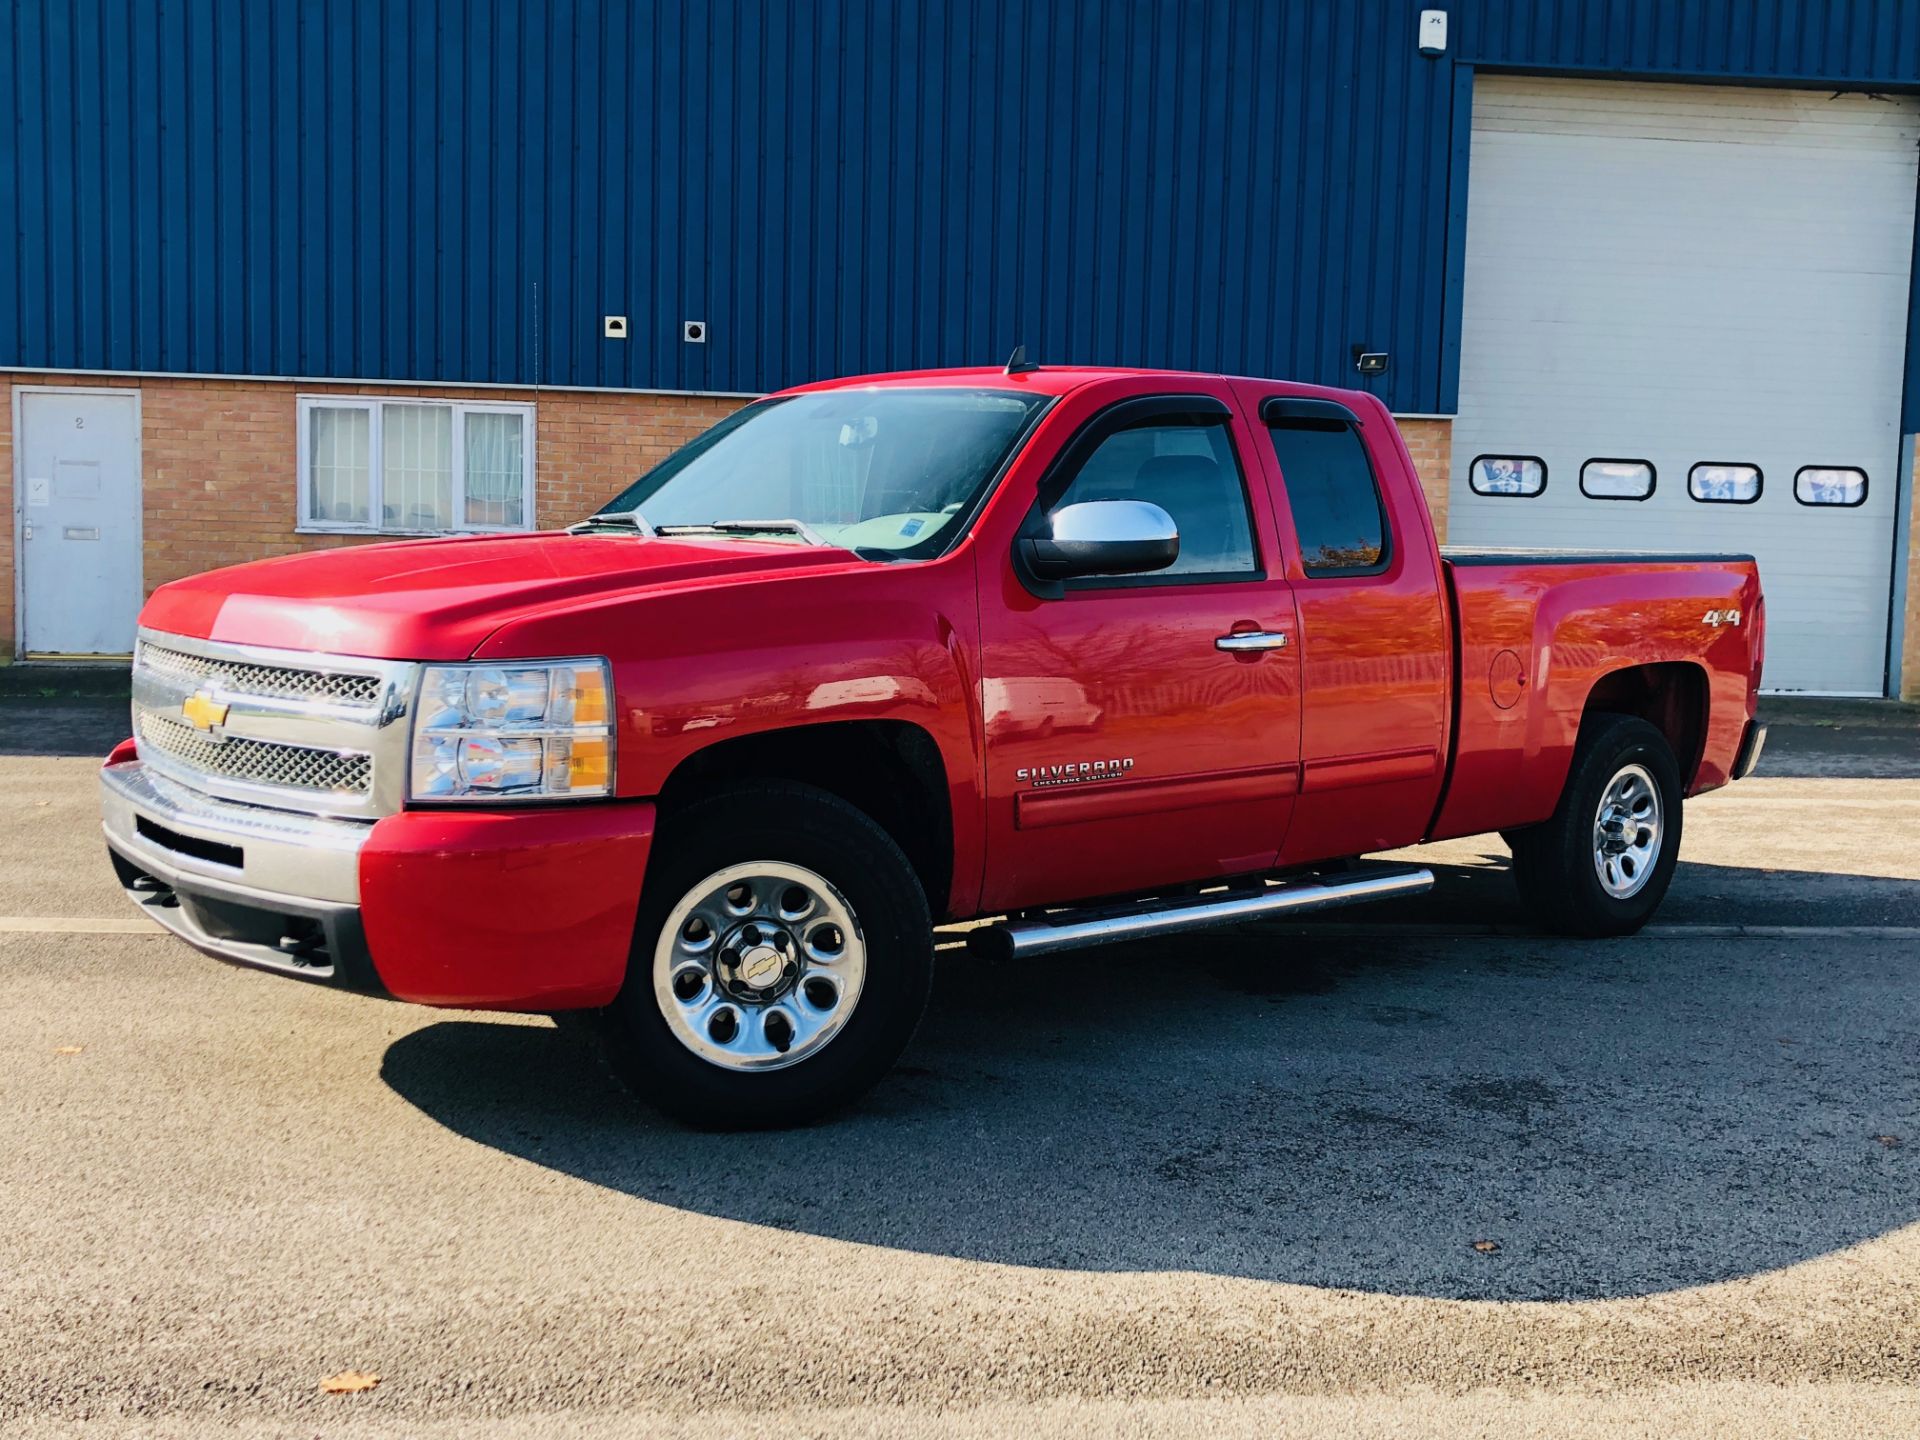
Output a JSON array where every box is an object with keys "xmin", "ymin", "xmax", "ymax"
[{"xmin": 1023, "ymin": 500, "xmax": 1180, "ymax": 581}]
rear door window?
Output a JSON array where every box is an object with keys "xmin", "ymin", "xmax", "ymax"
[{"xmin": 1266, "ymin": 419, "xmax": 1389, "ymax": 575}]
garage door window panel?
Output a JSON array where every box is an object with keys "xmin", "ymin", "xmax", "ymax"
[
  {"xmin": 298, "ymin": 397, "xmax": 535, "ymax": 535},
  {"xmin": 1468, "ymin": 455, "xmax": 1546, "ymax": 497},
  {"xmin": 1580, "ymin": 459, "xmax": 1656, "ymax": 502},
  {"xmin": 1688, "ymin": 463, "xmax": 1762, "ymax": 505},
  {"xmin": 1794, "ymin": 467, "xmax": 1868, "ymax": 508}
]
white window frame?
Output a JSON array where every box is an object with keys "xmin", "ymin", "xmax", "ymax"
[{"xmin": 295, "ymin": 395, "xmax": 538, "ymax": 536}]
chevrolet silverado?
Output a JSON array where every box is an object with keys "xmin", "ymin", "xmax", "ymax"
[{"xmin": 101, "ymin": 364, "xmax": 1767, "ymax": 1126}]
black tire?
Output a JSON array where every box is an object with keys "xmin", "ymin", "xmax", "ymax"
[
  {"xmin": 563, "ymin": 781, "xmax": 933, "ymax": 1129},
  {"xmin": 1507, "ymin": 713, "xmax": 1683, "ymax": 938}
]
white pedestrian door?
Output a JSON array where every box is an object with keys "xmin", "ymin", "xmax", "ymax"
[{"xmin": 18, "ymin": 390, "xmax": 143, "ymax": 657}]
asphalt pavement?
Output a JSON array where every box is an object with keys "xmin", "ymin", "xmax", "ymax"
[{"xmin": 2, "ymin": 690, "xmax": 1917, "ymax": 1436}]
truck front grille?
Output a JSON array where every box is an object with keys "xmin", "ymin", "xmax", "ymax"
[
  {"xmin": 130, "ymin": 631, "xmax": 413, "ymax": 817},
  {"xmin": 136, "ymin": 713, "xmax": 374, "ymax": 797},
  {"xmin": 138, "ymin": 641, "xmax": 384, "ymax": 710}
]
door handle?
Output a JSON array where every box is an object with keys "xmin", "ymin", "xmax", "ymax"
[{"xmin": 1215, "ymin": 630, "xmax": 1289, "ymax": 652}]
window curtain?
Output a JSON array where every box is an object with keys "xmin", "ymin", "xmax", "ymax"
[
  {"xmin": 308, "ymin": 407, "xmax": 371, "ymax": 525},
  {"xmin": 383, "ymin": 404, "xmax": 454, "ymax": 530},
  {"xmin": 464, "ymin": 412, "xmax": 525, "ymax": 527}
]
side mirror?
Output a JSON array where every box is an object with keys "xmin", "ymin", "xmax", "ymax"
[{"xmin": 1021, "ymin": 500, "xmax": 1180, "ymax": 581}]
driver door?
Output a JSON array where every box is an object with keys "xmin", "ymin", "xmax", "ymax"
[{"xmin": 976, "ymin": 391, "xmax": 1302, "ymax": 913}]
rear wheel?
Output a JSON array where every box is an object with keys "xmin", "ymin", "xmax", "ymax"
[
  {"xmin": 1508, "ymin": 713, "xmax": 1682, "ymax": 937},
  {"xmin": 564, "ymin": 781, "xmax": 934, "ymax": 1129}
]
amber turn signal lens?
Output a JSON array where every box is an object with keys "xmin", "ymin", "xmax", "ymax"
[
  {"xmin": 566, "ymin": 737, "xmax": 611, "ymax": 791},
  {"xmin": 569, "ymin": 667, "xmax": 610, "ymax": 726}
]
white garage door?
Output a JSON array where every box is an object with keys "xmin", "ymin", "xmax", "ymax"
[{"xmin": 1449, "ymin": 77, "xmax": 1919, "ymax": 695}]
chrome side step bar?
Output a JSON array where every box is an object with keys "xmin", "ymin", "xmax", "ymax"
[{"xmin": 967, "ymin": 863, "xmax": 1434, "ymax": 961}]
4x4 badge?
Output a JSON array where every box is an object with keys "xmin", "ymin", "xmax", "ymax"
[{"xmin": 1702, "ymin": 608, "xmax": 1742, "ymax": 628}]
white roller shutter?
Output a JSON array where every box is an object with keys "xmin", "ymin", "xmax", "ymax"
[{"xmin": 1450, "ymin": 76, "xmax": 1919, "ymax": 695}]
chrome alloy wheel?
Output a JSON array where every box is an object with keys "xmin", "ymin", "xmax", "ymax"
[
  {"xmin": 1592, "ymin": 762, "xmax": 1663, "ymax": 900},
  {"xmin": 652, "ymin": 861, "xmax": 867, "ymax": 1072}
]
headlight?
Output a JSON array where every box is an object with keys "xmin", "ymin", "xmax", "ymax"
[{"xmin": 409, "ymin": 659, "xmax": 613, "ymax": 801}]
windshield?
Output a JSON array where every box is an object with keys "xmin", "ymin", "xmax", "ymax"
[{"xmin": 593, "ymin": 387, "xmax": 1050, "ymax": 558}]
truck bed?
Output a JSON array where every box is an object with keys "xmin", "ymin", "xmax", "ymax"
[
  {"xmin": 1441, "ymin": 547, "xmax": 1756, "ymax": 567},
  {"xmin": 1429, "ymin": 547, "xmax": 1763, "ymax": 844}
]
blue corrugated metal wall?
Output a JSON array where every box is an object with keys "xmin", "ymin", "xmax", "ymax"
[{"xmin": 3, "ymin": 0, "xmax": 1918, "ymax": 415}]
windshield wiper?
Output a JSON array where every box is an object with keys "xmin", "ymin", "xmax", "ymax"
[
  {"xmin": 655, "ymin": 518, "xmax": 833, "ymax": 547},
  {"xmin": 566, "ymin": 510, "xmax": 657, "ymax": 536}
]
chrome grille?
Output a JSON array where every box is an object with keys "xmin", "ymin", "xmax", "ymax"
[
  {"xmin": 138, "ymin": 641, "xmax": 383, "ymax": 709},
  {"xmin": 137, "ymin": 713, "xmax": 374, "ymax": 797},
  {"xmin": 130, "ymin": 630, "xmax": 415, "ymax": 816}
]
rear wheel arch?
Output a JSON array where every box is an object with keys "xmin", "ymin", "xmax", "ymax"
[{"xmin": 1578, "ymin": 661, "xmax": 1709, "ymax": 791}]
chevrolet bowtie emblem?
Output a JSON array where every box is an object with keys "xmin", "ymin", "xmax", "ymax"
[{"xmin": 180, "ymin": 690, "xmax": 230, "ymax": 732}]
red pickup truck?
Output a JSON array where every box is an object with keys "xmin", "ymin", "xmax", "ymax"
[{"xmin": 101, "ymin": 365, "xmax": 1767, "ymax": 1126}]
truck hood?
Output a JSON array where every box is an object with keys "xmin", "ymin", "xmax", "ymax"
[{"xmin": 139, "ymin": 531, "xmax": 858, "ymax": 660}]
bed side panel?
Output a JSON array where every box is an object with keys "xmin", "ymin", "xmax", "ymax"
[{"xmin": 1431, "ymin": 557, "xmax": 1758, "ymax": 841}]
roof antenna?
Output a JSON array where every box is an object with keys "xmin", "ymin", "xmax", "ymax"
[{"xmin": 1003, "ymin": 344, "xmax": 1040, "ymax": 375}]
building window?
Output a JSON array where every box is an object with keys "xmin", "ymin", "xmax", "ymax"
[
  {"xmin": 1794, "ymin": 466, "xmax": 1867, "ymax": 508},
  {"xmin": 1267, "ymin": 418, "xmax": 1389, "ymax": 575},
  {"xmin": 297, "ymin": 397, "xmax": 535, "ymax": 534},
  {"xmin": 1579, "ymin": 458, "xmax": 1655, "ymax": 501},
  {"xmin": 1467, "ymin": 455, "xmax": 1546, "ymax": 497},
  {"xmin": 1688, "ymin": 463, "xmax": 1761, "ymax": 504}
]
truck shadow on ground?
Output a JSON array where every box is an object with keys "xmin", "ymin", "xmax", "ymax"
[{"xmin": 383, "ymin": 856, "xmax": 1920, "ymax": 1304}]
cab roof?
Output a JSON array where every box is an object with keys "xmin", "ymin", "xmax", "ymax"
[
  {"xmin": 779, "ymin": 365, "xmax": 1384, "ymax": 413},
  {"xmin": 781, "ymin": 364, "xmax": 1180, "ymax": 399}
]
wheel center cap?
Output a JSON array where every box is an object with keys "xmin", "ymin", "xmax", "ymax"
[{"xmin": 738, "ymin": 945, "xmax": 787, "ymax": 990}]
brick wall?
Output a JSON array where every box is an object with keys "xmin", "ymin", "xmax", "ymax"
[
  {"xmin": 0, "ymin": 373, "xmax": 745, "ymax": 660},
  {"xmin": 1393, "ymin": 417, "xmax": 1451, "ymax": 544}
]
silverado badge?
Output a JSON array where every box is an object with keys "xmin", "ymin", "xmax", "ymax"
[
  {"xmin": 1016, "ymin": 757, "xmax": 1135, "ymax": 789},
  {"xmin": 180, "ymin": 689, "xmax": 231, "ymax": 733}
]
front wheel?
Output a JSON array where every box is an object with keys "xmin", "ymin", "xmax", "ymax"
[
  {"xmin": 567, "ymin": 781, "xmax": 934, "ymax": 1129},
  {"xmin": 1508, "ymin": 713, "xmax": 1683, "ymax": 937}
]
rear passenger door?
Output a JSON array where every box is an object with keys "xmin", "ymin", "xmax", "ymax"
[{"xmin": 1235, "ymin": 386, "xmax": 1451, "ymax": 862}]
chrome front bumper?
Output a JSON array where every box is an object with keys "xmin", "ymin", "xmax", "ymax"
[{"xmin": 100, "ymin": 759, "xmax": 384, "ymax": 989}]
